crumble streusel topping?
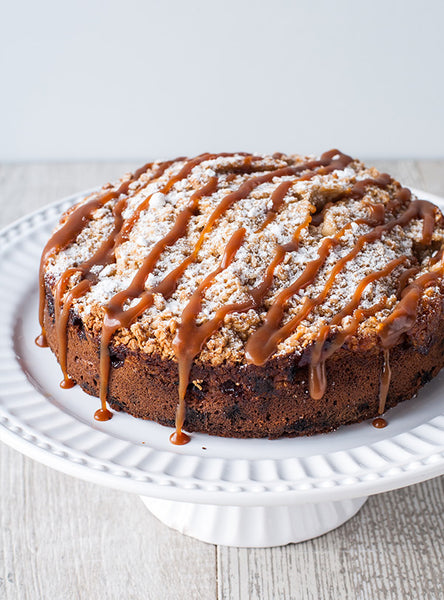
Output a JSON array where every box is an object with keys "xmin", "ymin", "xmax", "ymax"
[{"xmin": 44, "ymin": 151, "xmax": 444, "ymax": 366}]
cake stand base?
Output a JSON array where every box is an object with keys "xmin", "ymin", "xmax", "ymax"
[{"xmin": 140, "ymin": 495, "xmax": 368, "ymax": 547}]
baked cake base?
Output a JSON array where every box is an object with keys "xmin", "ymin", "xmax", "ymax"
[{"xmin": 43, "ymin": 288, "xmax": 444, "ymax": 438}]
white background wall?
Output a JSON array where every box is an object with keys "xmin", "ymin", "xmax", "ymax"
[{"xmin": 1, "ymin": 0, "xmax": 443, "ymax": 161}]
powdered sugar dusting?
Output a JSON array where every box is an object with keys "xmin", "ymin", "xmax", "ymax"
[{"xmin": 44, "ymin": 152, "xmax": 444, "ymax": 365}]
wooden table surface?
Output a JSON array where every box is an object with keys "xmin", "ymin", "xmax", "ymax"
[{"xmin": 0, "ymin": 160, "xmax": 443, "ymax": 600}]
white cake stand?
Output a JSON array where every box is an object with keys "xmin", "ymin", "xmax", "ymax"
[{"xmin": 0, "ymin": 190, "xmax": 443, "ymax": 548}]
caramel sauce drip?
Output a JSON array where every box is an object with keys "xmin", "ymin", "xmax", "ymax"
[
  {"xmin": 94, "ymin": 407, "xmax": 113, "ymax": 422},
  {"xmin": 36, "ymin": 161, "xmax": 155, "ymax": 343},
  {"xmin": 372, "ymin": 417, "xmax": 388, "ymax": 429},
  {"xmin": 246, "ymin": 198, "xmax": 439, "ymax": 369},
  {"xmin": 260, "ymin": 180, "xmax": 294, "ymax": 231},
  {"xmin": 34, "ymin": 333, "xmax": 48, "ymax": 347},
  {"xmin": 379, "ymin": 270, "xmax": 441, "ymax": 348},
  {"xmin": 379, "ymin": 348, "xmax": 391, "ymax": 415},
  {"xmin": 171, "ymin": 227, "xmax": 246, "ymax": 444},
  {"xmin": 306, "ymin": 257, "xmax": 406, "ymax": 400},
  {"xmin": 98, "ymin": 175, "xmax": 221, "ymax": 420},
  {"xmin": 36, "ymin": 147, "xmax": 444, "ymax": 441},
  {"xmin": 47, "ymin": 161, "xmax": 176, "ymax": 389},
  {"xmin": 98, "ymin": 151, "xmax": 353, "ymax": 440}
]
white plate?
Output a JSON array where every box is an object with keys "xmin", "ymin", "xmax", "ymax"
[{"xmin": 1, "ymin": 188, "xmax": 444, "ymax": 512}]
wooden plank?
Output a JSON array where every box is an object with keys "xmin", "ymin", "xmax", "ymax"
[
  {"xmin": 0, "ymin": 445, "xmax": 216, "ymax": 600},
  {"xmin": 217, "ymin": 477, "xmax": 444, "ymax": 600}
]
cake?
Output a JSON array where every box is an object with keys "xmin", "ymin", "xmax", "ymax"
[{"xmin": 37, "ymin": 150, "xmax": 444, "ymax": 443}]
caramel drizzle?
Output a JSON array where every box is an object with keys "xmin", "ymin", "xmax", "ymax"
[
  {"xmin": 98, "ymin": 175, "xmax": 221, "ymax": 421},
  {"xmin": 47, "ymin": 154, "xmax": 247, "ymax": 404},
  {"xmin": 306, "ymin": 257, "xmax": 407, "ymax": 400},
  {"xmin": 37, "ymin": 146, "xmax": 443, "ymax": 440},
  {"xmin": 41, "ymin": 153, "xmax": 273, "ymax": 418},
  {"xmin": 380, "ymin": 270, "xmax": 442, "ymax": 348},
  {"xmin": 246, "ymin": 195, "xmax": 441, "ymax": 426},
  {"xmin": 173, "ymin": 172, "xmax": 394, "ymax": 383},
  {"xmin": 171, "ymin": 172, "xmax": 406, "ymax": 439},
  {"xmin": 170, "ymin": 212, "xmax": 314, "ymax": 443},
  {"xmin": 260, "ymin": 180, "xmax": 294, "ymax": 231},
  {"xmin": 171, "ymin": 227, "xmax": 246, "ymax": 444},
  {"xmin": 36, "ymin": 159, "xmax": 175, "ymax": 346},
  {"xmin": 246, "ymin": 198, "xmax": 438, "ymax": 368},
  {"xmin": 98, "ymin": 151, "xmax": 354, "ymax": 434},
  {"xmin": 53, "ymin": 192, "xmax": 131, "ymax": 389},
  {"xmin": 95, "ymin": 152, "xmax": 286, "ymax": 420},
  {"xmin": 378, "ymin": 349, "xmax": 391, "ymax": 415},
  {"xmin": 311, "ymin": 173, "xmax": 391, "ymax": 227},
  {"xmin": 167, "ymin": 151, "xmax": 356, "ymax": 439},
  {"xmin": 47, "ymin": 160, "xmax": 179, "ymax": 390},
  {"xmin": 117, "ymin": 152, "xmax": 253, "ymax": 240},
  {"xmin": 375, "ymin": 267, "xmax": 443, "ymax": 419},
  {"xmin": 310, "ymin": 255, "xmax": 442, "ymax": 415}
]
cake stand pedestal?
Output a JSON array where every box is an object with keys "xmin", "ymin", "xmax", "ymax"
[
  {"xmin": 140, "ymin": 495, "xmax": 368, "ymax": 547},
  {"xmin": 1, "ymin": 188, "xmax": 443, "ymax": 552}
]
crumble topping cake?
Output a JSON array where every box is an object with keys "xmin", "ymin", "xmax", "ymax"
[{"xmin": 37, "ymin": 150, "xmax": 444, "ymax": 443}]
